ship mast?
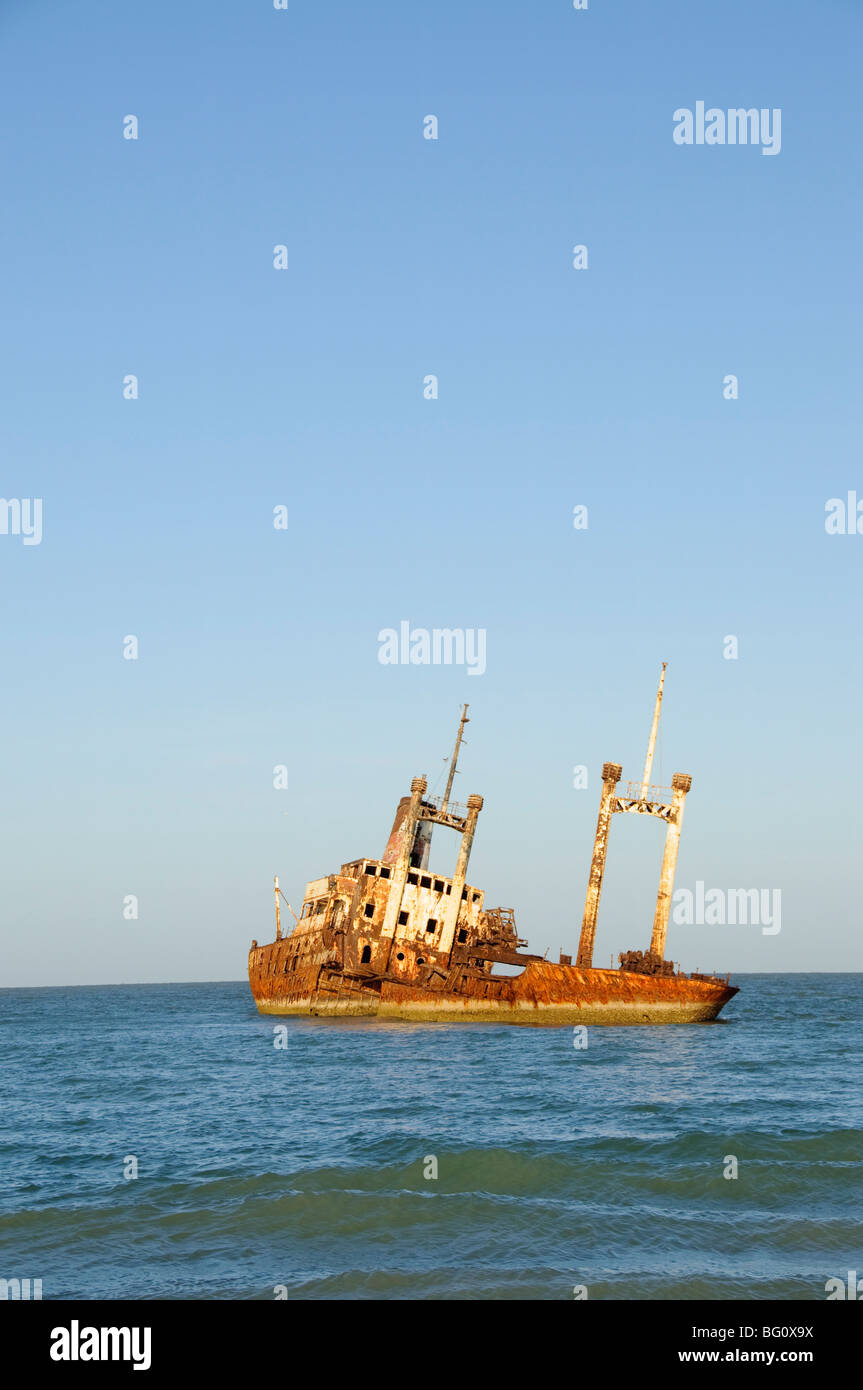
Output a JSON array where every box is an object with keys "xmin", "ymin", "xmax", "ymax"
[
  {"xmin": 440, "ymin": 704, "xmax": 469, "ymax": 812},
  {"xmin": 639, "ymin": 662, "xmax": 667, "ymax": 800}
]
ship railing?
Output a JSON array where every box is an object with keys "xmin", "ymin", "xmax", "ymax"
[
  {"xmin": 617, "ymin": 781, "xmax": 674, "ymax": 805},
  {"xmin": 424, "ymin": 793, "xmax": 468, "ymax": 820}
]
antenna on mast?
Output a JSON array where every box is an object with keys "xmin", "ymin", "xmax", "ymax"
[
  {"xmin": 639, "ymin": 662, "xmax": 667, "ymax": 801},
  {"xmin": 441, "ymin": 704, "xmax": 469, "ymax": 812}
]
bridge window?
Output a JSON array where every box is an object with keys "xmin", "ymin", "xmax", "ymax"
[
  {"xmin": 420, "ymin": 876, "xmax": 431, "ymax": 889},
  {"xmin": 364, "ymin": 864, "xmax": 377, "ymax": 876},
  {"xmin": 398, "ymin": 910, "xmax": 409, "ymax": 926},
  {"xmin": 364, "ymin": 903, "xmax": 374, "ymax": 918},
  {"xmin": 426, "ymin": 918, "xmax": 437, "ymax": 934},
  {"xmin": 434, "ymin": 879, "xmax": 444, "ymax": 893},
  {"xmin": 407, "ymin": 872, "xmax": 418, "ymax": 886},
  {"xmin": 380, "ymin": 867, "xmax": 391, "ymax": 879}
]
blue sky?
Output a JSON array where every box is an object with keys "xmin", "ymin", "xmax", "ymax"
[{"xmin": 1, "ymin": 0, "xmax": 861, "ymax": 985}]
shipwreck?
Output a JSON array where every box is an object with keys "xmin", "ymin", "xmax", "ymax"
[{"xmin": 248, "ymin": 667, "xmax": 738, "ymax": 1024}]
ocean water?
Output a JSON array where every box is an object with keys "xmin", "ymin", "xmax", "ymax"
[{"xmin": 0, "ymin": 974, "xmax": 860, "ymax": 1301}]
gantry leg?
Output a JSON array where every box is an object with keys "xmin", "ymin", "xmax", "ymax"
[
  {"xmin": 576, "ymin": 762, "xmax": 622, "ymax": 968},
  {"xmin": 381, "ymin": 777, "xmax": 427, "ymax": 938},
  {"xmin": 649, "ymin": 773, "xmax": 692, "ymax": 960},
  {"xmin": 439, "ymin": 794, "xmax": 483, "ymax": 955}
]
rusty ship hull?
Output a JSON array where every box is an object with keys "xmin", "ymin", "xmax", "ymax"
[
  {"xmin": 249, "ymin": 951, "xmax": 736, "ymax": 1025},
  {"xmin": 249, "ymin": 685, "xmax": 739, "ymax": 1026}
]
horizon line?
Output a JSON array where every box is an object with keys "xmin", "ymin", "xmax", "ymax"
[{"xmin": 3, "ymin": 970, "xmax": 863, "ymax": 992}]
